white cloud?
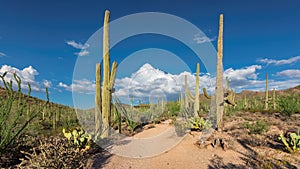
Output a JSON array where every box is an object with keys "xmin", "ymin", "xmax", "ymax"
[
  {"xmin": 276, "ymin": 69, "xmax": 300, "ymax": 78},
  {"xmin": 258, "ymin": 56, "xmax": 300, "ymax": 65},
  {"xmin": 224, "ymin": 65, "xmax": 262, "ymax": 89},
  {"xmin": 66, "ymin": 40, "xmax": 89, "ymax": 50},
  {"xmin": 66, "ymin": 40, "xmax": 90, "ymax": 57},
  {"xmin": 0, "ymin": 52, "xmax": 6, "ymax": 57},
  {"xmin": 75, "ymin": 50, "xmax": 89, "ymax": 57},
  {"xmin": 58, "ymin": 79, "xmax": 95, "ymax": 94},
  {"xmin": 0, "ymin": 65, "xmax": 50, "ymax": 91},
  {"xmin": 114, "ymin": 63, "xmax": 216, "ymax": 102},
  {"xmin": 43, "ymin": 80, "xmax": 52, "ymax": 88},
  {"xmin": 194, "ymin": 34, "xmax": 216, "ymax": 44}
]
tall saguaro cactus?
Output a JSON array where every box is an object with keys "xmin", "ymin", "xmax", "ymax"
[
  {"xmin": 184, "ymin": 75, "xmax": 189, "ymax": 109},
  {"xmin": 216, "ymin": 14, "xmax": 224, "ymax": 131},
  {"xmin": 95, "ymin": 10, "xmax": 118, "ymax": 138},
  {"xmin": 265, "ymin": 74, "xmax": 269, "ymax": 110},
  {"xmin": 194, "ymin": 63, "xmax": 200, "ymax": 115}
]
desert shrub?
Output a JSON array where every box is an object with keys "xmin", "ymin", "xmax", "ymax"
[
  {"xmin": 243, "ymin": 119, "xmax": 270, "ymax": 134},
  {"xmin": 0, "ymin": 72, "xmax": 47, "ymax": 153},
  {"xmin": 166, "ymin": 101, "xmax": 180, "ymax": 116},
  {"xmin": 278, "ymin": 95, "xmax": 298, "ymax": 116},
  {"xmin": 174, "ymin": 121, "xmax": 186, "ymax": 137},
  {"xmin": 19, "ymin": 136, "xmax": 89, "ymax": 168}
]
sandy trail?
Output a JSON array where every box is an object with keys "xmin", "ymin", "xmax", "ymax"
[{"xmin": 86, "ymin": 122, "xmax": 247, "ymax": 169}]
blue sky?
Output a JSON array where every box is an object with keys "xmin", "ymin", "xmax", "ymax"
[{"xmin": 0, "ymin": 0, "xmax": 300, "ymax": 108}]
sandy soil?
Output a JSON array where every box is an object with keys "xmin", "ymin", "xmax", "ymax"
[{"xmin": 86, "ymin": 112, "xmax": 300, "ymax": 169}]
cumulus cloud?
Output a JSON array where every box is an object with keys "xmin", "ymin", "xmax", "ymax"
[
  {"xmin": 276, "ymin": 69, "xmax": 300, "ymax": 78},
  {"xmin": 58, "ymin": 79, "xmax": 95, "ymax": 94},
  {"xmin": 114, "ymin": 63, "xmax": 216, "ymax": 102},
  {"xmin": 0, "ymin": 65, "xmax": 51, "ymax": 91},
  {"xmin": 66, "ymin": 40, "xmax": 90, "ymax": 56},
  {"xmin": 258, "ymin": 56, "xmax": 300, "ymax": 65},
  {"xmin": 0, "ymin": 52, "xmax": 6, "ymax": 57},
  {"xmin": 75, "ymin": 50, "xmax": 89, "ymax": 57},
  {"xmin": 224, "ymin": 65, "xmax": 262, "ymax": 89},
  {"xmin": 194, "ymin": 34, "xmax": 216, "ymax": 44},
  {"xmin": 43, "ymin": 80, "xmax": 52, "ymax": 88},
  {"xmin": 66, "ymin": 40, "xmax": 89, "ymax": 49}
]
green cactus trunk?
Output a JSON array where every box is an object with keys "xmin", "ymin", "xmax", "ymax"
[
  {"xmin": 273, "ymin": 88, "xmax": 276, "ymax": 110},
  {"xmin": 179, "ymin": 92, "xmax": 184, "ymax": 111},
  {"xmin": 216, "ymin": 14, "xmax": 224, "ymax": 131},
  {"xmin": 194, "ymin": 63, "xmax": 200, "ymax": 116},
  {"xmin": 52, "ymin": 111, "xmax": 56, "ymax": 130},
  {"xmin": 265, "ymin": 74, "xmax": 269, "ymax": 110},
  {"xmin": 101, "ymin": 10, "xmax": 111, "ymax": 137},
  {"xmin": 184, "ymin": 75, "xmax": 189, "ymax": 109},
  {"xmin": 95, "ymin": 63, "xmax": 101, "ymax": 136}
]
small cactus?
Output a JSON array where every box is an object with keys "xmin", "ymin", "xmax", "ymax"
[{"xmin": 62, "ymin": 128, "xmax": 91, "ymax": 150}]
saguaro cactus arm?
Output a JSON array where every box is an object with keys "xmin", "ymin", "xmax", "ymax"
[
  {"xmin": 203, "ymin": 88, "xmax": 212, "ymax": 99},
  {"xmin": 109, "ymin": 61, "xmax": 118, "ymax": 90}
]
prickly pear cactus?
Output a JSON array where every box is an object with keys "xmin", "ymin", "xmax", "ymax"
[
  {"xmin": 278, "ymin": 131, "xmax": 300, "ymax": 153},
  {"xmin": 62, "ymin": 128, "xmax": 91, "ymax": 150}
]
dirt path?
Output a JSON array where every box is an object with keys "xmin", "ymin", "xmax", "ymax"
[
  {"xmin": 85, "ymin": 112, "xmax": 300, "ymax": 169},
  {"xmin": 86, "ymin": 122, "xmax": 250, "ymax": 169}
]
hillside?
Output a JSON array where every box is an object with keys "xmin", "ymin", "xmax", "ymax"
[{"xmin": 0, "ymin": 86, "xmax": 73, "ymax": 110}]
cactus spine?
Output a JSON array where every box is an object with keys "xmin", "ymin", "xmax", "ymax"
[
  {"xmin": 216, "ymin": 14, "xmax": 224, "ymax": 131},
  {"xmin": 95, "ymin": 10, "xmax": 118, "ymax": 138},
  {"xmin": 265, "ymin": 74, "xmax": 269, "ymax": 110}
]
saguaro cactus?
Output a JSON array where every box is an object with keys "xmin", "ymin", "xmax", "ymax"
[
  {"xmin": 95, "ymin": 10, "xmax": 118, "ymax": 138},
  {"xmin": 216, "ymin": 14, "xmax": 224, "ymax": 131},
  {"xmin": 95, "ymin": 63, "xmax": 101, "ymax": 136},
  {"xmin": 265, "ymin": 74, "xmax": 269, "ymax": 110},
  {"xmin": 184, "ymin": 75, "xmax": 189, "ymax": 109},
  {"xmin": 183, "ymin": 63, "xmax": 201, "ymax": 116},
  {"xmin": 273, "ymin": 88, "xmax": 277, "ymax": 110},
  {"xmin": 194, "ymin": 63, "xmax": 200, "ymax": 115}
]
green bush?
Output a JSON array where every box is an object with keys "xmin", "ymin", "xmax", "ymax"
[
  {"xmin": 0, "ymin": 72, "xmax": 47, "ymax": 153},
  {"xmin": 243, "ymin": 119, "xmax": 269, "ymax": 134},
  {"xmin": 278, "ymin": 95, "xmax": 298, "ymax": 116}
]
